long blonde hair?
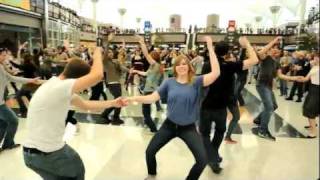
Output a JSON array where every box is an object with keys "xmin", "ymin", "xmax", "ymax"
[{"xmin": 173, "ymin": 54, "xmax": 195, "ymax": 84}]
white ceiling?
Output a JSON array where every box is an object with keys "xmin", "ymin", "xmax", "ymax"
[{"xmin": 56, "ymin": 0, "xmax": 318, "ymax": 28}]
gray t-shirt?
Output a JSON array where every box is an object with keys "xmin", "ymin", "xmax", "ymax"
[
  {"xmin": 157, "ymin": 76, "xmax": 203, "ymax": 125},
  {"xmin": 144, "ymin": 63, "xmax": 161, "ymax": 92},
  {"xmin": 0, "ymin": 65, "xmax": 29, "ymax": 105},
  {"xmin": 257, "ymin": 56, "xmax": 280, "ymax": 88}
]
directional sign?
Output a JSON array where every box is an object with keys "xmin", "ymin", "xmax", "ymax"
[{"xmin": 144, "ymin": 21, "xmax": 151, "ymax": 28}]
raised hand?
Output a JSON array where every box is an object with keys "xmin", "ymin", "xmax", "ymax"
[
  {"xmin": 19, "ymin": 42, "xmax": 28, "ymax": 50},
  {"xmin": 204, "ymin": 36, "xmax": 213, "ymax": 45},
  {"xmin": 108, "ymin": 33, "xmax": 115, "ymax": 42},
  {"xmin": 239, "ymin": 36, "xmax": 250, "ymax": 48},
  {"xmin": 135, "ymin": 35, "xmax": 145, "ymax": 44}
]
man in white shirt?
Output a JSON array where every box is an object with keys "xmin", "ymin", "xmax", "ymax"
[{"xmin": 23, "ymin": 47, "xmax": 126, "ymax": 180}]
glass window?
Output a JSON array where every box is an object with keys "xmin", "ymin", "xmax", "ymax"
[
  {"xmin": 48, "ymin": 30, "xmax": 53, "ymax": 38},
  {"xmin": 53, "ymin": 32, "xmax": 58, "ymax": 39}
]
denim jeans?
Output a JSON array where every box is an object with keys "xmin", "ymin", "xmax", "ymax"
[
  {"xmin": 199, "ymin": 108, "xmax": 227, "ymax": 165},
  {"xmin": 279, "ymin": 79, "xmax": 288, "ymax": 96},
  {"xmin": 146, "ymin": 119, "xmax": 207, "ymax": 180},
  {"xmin": 23, "ymin": 144, "xmax": 85, "ymax": 180},
  {"xmin": 0, "ymin": 104, "xmax": 18, "ymax": 148},
  {"xmin": 102, "ymin": 83, "xmax": 122, "ymax": 120},
  {"xmin": 256, "ymin": 85, "xmax": 277, "ymax": 133},
  {"xmin": 142, "ymin": 91, "xmax": 157, "ymax": 132},
  {"xmin": 226, "ymin": 103, "xmax": 240, "ymax": 139}
]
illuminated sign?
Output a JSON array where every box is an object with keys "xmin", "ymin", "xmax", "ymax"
[{"xmin": 0, "ymin": 0, "xmax": 31, "ymax": 11}]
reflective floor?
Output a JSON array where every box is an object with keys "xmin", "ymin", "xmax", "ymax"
[{"xmin": 0, "ymin": 84, "xmax": 319, "ymax": 180}]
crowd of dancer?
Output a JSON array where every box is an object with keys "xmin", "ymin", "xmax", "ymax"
[{"xmin": 0, "ymin": 33, "xmax": 319, "ymax": 180}]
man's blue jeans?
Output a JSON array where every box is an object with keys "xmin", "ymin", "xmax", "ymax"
[
  {"xmin": 23, "ymin": 144, "xmax": 85, "ymax": 180},
  {"xmin": 0, "ymin": 104, "xmax": 18, "ymax": 148},
  {"xmin": 256, "ymin": 85, "xmax": 277, "ymax": 133}
]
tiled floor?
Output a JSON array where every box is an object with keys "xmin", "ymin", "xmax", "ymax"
[{"xmin": 0, "ymin": 84, "xmax": 319, "ymax": 180}]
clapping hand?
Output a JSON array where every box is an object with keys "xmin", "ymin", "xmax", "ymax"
[
  {"xmin": 295, "ymin": 76, "xmax": 305, "ymax": 82},
  {"xmin": 113, "ymin": 97, "xmax": 129, "ymax": 108},
  {"xmin": 123, "ymin": 97, "xmax": 138, "ymax": 105}
]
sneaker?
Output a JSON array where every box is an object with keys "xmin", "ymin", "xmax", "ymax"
[
  {"xmin": 306, "ymin": 135, "xmax": 317, "ymax": 139},
  {"xmin": 100, "ymin": 117, "xmax": 111, "ymax": 124},
  {"xmin": 19, "ymin": 112, "xmax": 27, "ymax": 118},
  {"xmin": 253, "ymin": 118, "xmax": 261, "ymax": 125},
  {"xmin": 75, "ymin": 123, "xmax": 80, "ymax": 134},
  {"xmin": 217, "ymin": 156, "xmax": 223, "ymax": 163},
  {"xmin": 2, "ymin": 144, "xmax": 21, "ymax": 150},
  {"xmin": 255, "ymin": 131, "xmax": 276, "ymax": 141},
  {"xmin": 285, "ymin": 97, "xmax": 293, "ymax": 100},
  {"xmin": 111, "ymin": 118, "xmax": 124, "ymax": 125},
  {"xmin": 225, "ymin": 137, "xmax": 237, "ymax": 144},
  {"xmin": 209, "ymin": 163, "xmax": 223, "ymax": 174},
  {"xmin": 295, "ymin": 99, "xmax": 302, "ymax": 102},
  {"xmin": 144, "ymin": 175, "xmax": 157, "ymax": 180},
  {"xmin": 100, "ymin": 113, "xmax": 112, "ymax": 124},
  {"xmin": 304, "ymin": 124, "xmax": 318, "ymax": 129}
]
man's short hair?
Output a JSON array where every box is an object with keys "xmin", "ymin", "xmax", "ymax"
[
  {"xmin": 62, "ymin": 58, "xmax": 91, "ymax": 79},
  {"xmin": 0, "ymin": 47, "xmax": 6, "ymax": 53},
  {"xmin": 215, "ymin": 41, "xmax": 230, "ymax": 57}
]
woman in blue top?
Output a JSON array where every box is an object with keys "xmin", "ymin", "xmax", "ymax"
[{"xmin": 126, "ymin": 36, "xmax": 220, "ymax": 180}]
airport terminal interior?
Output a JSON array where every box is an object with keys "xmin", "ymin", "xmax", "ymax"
[{"xmin": 0, "ymin": 0, "xmax": 319, "ymax": 180}]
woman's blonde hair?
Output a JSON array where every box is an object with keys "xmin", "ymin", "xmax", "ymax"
[
  {"xmin": 118, "ymin": 49, "xmax": 127, "ymax": 65},
  {"xmin": 173, "ymin": 54, "xmax": 195, "ymax": 84}
]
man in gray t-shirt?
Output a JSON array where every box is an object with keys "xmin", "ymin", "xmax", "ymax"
[
  {"xmin": 254, "ymin": 37, "xmax": 298, "ymax": 141},
  {"xmin": 0, "ymin": 48, "xmax": 38, "ymax": 152}
]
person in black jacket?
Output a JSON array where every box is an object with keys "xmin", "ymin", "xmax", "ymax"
[
  {"xmin": 12, "ymin": 53, "xmax": 38, "ymax": 118},
  {"xmin": 200, "ymin": 37, "xmax": 259, "ymax": 174}
]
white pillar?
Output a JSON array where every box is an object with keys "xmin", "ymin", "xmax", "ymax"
[
  {"xmin": 92, "ymin": 0, "xmax": 98, "ymax": 36},
  {"xmin": 118, "ymin": 8, "xmax": 127, "ymax": 31},
  {"xmin": 298, "ymin": 0, "xmax": 307, "ymax": 35}
]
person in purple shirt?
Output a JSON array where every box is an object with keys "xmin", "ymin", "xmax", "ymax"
[{"xmin": 125, "ymin": 36, "xmax": 220, "ymax": 180}]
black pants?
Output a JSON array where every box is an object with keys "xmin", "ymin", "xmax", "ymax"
[
  {"xmin": 289, "ymin": 82, "xmax": 304, "ymax": 99},
  {"xmin": 102, "ymin": 83, "xmax": 122, "ymax": 120},
  {"xmin": 226, "ymin": 103, "xmax": 240, "ymax": 138},
  {"xmin": 146, "ymin": 119, "xmax": 207, "ymax": 180},
  {"xmin": 89, "ymin": 82, "xmax": 107, "ymax": 100},
  {"xmin": 65, "ymin": 110, "xmax": 77, "ymax": 125},
  {"xmin": 16, "ymin": 89, "xmax": 32, "ymax": 114},
  {"xmin": 237, "ymin": 74, "xmax": 247, "ymax": 106},
  {"xmin": 10, "ymin": 82, "xmax": 19, "ymax": 93},
  {"xmin": 200, "ymin": 108, "xmax": 227, "ymax": 164},
  {"xmin": 142, "ymin": 92, "xmax": 157, "ymax": 132}
]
